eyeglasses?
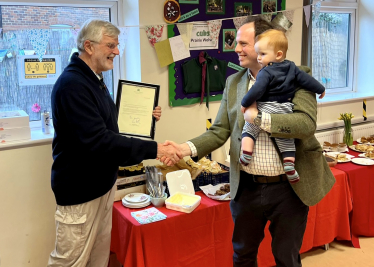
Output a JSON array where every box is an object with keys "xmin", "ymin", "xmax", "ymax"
[{"xmin": 89, "ymin": 40, "xmax": 120, "ymax": 50}]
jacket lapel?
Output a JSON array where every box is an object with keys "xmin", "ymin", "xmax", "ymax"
[{"xmin": 237, "ymin": 71, "xmax": 249, "ymax": 131}]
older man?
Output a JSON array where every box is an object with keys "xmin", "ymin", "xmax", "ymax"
[
  {"xmin": 48, "ymin": 20, "xmax": 180, "ymax": 266},
  {"xmin": 164, "ymin": 17, "xmax": 335, "ymax": 267}
]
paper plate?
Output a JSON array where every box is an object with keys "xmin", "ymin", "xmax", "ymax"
[
  {"xmin": 124, "ymin": 193, "xmax": 150, "ymax": 203},
  {"xmin": 122, "ymin": 197, "xmax": 151, "ymax": 209},
  {"xmin": 356, "ymin": 138, "xmax": 374, "ymax": 145},
  {"xmin": 351, "ymin": 158, "xmax": 374, "ymax": 166}
]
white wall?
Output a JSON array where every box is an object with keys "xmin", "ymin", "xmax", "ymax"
[{"xmin": 0, "ymin": 144, "xmax": 55, "ymax": 266}]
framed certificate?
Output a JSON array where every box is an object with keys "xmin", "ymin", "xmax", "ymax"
[{"xmin": 116, "ymin": 80, "xmax": 160, "ymax": 139}]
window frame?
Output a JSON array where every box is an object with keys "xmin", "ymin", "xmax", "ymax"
[
  {"xmin": 0, "ymin": 0, "xmax": 122, "ymax": 129},
  {"xmin": 302, "ymin": 0, "xmax": 358, "ymax": 95}
]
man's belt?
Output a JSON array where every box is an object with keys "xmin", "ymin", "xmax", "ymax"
[{"xmin": 241, "ymin": 171, "xmax": 288, "ymax": 183}]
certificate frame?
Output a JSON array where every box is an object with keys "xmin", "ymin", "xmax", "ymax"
[{"xmin": 116, "ymin": 80, "xmax": 160, "ymax": 139}]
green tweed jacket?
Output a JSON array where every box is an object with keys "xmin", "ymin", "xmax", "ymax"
[{"xmin": 189, "ymin": 67, "xmax": 335, "ymax": 206}]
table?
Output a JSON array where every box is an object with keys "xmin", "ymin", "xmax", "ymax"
[
  {"xmin": 334, "ymin": 144, "xmax": 374, "ymax": 239},
  {"xmin": 111, "ymin": 191, "xmax": 234, "ymax": 267},
  {"xmin": 111, "ymin": 168, "xmax": 353, "ymax": 267}
]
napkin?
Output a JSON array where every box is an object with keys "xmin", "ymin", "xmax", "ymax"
[{"xmin": 131, "ymin": 207, "xmax": 167, "ymax": 224}]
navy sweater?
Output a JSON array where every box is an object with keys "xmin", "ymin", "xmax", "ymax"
[
  {"xmin": 241, "ymin": 60, "xmax": 325, "ymax": 107},
  {"xmin": 51, "ymin": 53, "xmax": 157, "ymax": 206}
]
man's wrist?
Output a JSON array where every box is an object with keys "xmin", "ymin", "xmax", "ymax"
[{"xmin": 186, "ymin": 141, "xmax": 197, "ymax": 157}]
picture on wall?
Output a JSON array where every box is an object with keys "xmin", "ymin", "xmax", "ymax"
[
  {"xmin": 235, "ymin": 2, "xmax": 253, "ymax": 17},
  {"xmin": 262, "ymin": 0, "xmax": 277, "ymax": 14},
  {"xmin": 179, "ymin": 0, "xmax": 199, "ymax": 3},
  {"xmin": 223, "ymin": 29, "xmax": 236, "ymax": 52},
  {"xmin": 206, "ymin": 0, "xmax": 225, "ymax": 15}
]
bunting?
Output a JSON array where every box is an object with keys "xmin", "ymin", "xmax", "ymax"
[
  {"xmin": 207, "ymin": 20, "xmax": 222, "ymax": 47},
  {"xmin": 233, "ymin": 16, "xmax": 247, "ymax": 31},
  {"xmin": 118, "ymin": 27, "xmax": 130, "ymax": 57},
  {"xmin": 177, "ymin": 23, "xmax": 193, "ymax": 50},
  {"xmin": 304, "ymin": 5, "xmax": 311, "ymax": 28},
  {"xmin": 314, "ymin": 1, "xmax": 322, "ymax": 19},
  {"xmin": 144, "ymin": 25, "xmax": 164, "ymax": 47},
  {"xmin": 27, "ymin": 29, "xmax": 51, "ymax": 62}
]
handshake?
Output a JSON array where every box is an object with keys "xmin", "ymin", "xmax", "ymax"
[{"xmin": 157, "ymin": 141, "xmax": 191, "ymax": 166}]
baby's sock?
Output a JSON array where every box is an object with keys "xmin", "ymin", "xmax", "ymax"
[
  {"xmin": 239, "ymin": 151, "xmax": 253, "ymax": 166},
  {"xmin": 283, "ymin": 160, "xmax": 300, "ymax": 184}
]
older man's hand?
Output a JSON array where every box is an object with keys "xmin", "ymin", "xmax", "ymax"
[
  {"xmin": 157, "ymin": 142, "xmax": 182, "ymax": 166},
  {"xmin": 158, "ymin": 141, "xmax": 192, "ymax": 166},
  {"xmin": 152, "ymin": 106, "xmax": 162, "ymax": 121}
]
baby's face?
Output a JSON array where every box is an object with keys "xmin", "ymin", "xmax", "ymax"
[{"xmin": 254, "ymin": 38, "xmax": 279, "ymax": 67}]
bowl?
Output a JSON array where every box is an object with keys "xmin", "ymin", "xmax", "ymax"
[{"xmin": 150, "ymin": 193, "xmax": 168, "ymax": 207}]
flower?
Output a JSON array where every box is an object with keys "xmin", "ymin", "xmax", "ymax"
[
  {"xmin": 338, "ymin": 112, "xmax": 354, "ymax": 121},
  {"xmin": 338, "ymin": 113, "xmax": 354, "ymax": 146},
  {"xmin": 31, "ymin": 103, "xmax": 41, "ymax": 113}
]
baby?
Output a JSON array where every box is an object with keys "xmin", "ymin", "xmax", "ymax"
[{"xmin": 240, "ymin": 29, "xmax": 325, "ymax": 184}]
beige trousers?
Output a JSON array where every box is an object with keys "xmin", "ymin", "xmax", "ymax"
[{"xmin": 47, "ymin": 184, "xmax": 116, "ymax": 267}]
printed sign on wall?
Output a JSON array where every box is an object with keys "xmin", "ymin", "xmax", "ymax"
[
  {"xmin": 189, "ymin": 23, "xmax": 219, "ymax": 50},
  {"xmin": 17, "ymin": 55, "xmax": 61, "ymax": 86}
]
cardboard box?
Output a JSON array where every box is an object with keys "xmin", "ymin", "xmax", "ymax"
[
  {"xmin": 114, "ymin": 184, "xmax": 146, "ymax": 202},
  {"xmin": 114, "ymin": 174, "xmax": 146, "ymax": 202},
  {"xmin": 0, "ymin": 127, "xmax": 31, "ymax": 142},
  {"xmin": 0, "ymin": 110, "xmax": 29, "ymax": 129}
]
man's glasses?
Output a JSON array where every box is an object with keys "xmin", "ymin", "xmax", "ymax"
[{"xmin": 89, "ymin": 40, "xmax": 120, "ymax": 50}]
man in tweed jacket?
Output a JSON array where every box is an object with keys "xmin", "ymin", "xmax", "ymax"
[{"xmin": 164, "ymin": 17, "xmax": 335, "ymax": 267}]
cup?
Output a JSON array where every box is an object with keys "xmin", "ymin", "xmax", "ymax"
[{"xmin": 150, "ymin": 193, "xmax": 168, "ymax": 207}]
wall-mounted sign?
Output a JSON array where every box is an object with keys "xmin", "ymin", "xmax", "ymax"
[
  {"xmin": 189, "ymin": 23, "xmax": 219, "ymax": 50},
  {"xmin": 17, "ymin": 55, "xmax": 61, "ymax": 86}
]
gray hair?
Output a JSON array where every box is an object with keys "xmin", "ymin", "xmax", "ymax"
[{"xmin": 77, "ymin": 19, "xmax": 120, "ymax": 52}]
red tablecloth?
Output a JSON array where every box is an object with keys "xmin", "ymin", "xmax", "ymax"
[
  {"xmin": 333, "ymin": 144, "xmax": 374, "ymax": 238},
  {"xmin": 111, "ymin": 191, "xmax": 234, "ymax": 267},
  {"xmin": 111, "ymin": 168, "xmax": 353, "ymax": 267}
]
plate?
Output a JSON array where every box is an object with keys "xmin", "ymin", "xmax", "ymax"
[
  {"xmin": 199, "ymin": 183, "xmax": 231, "ymax": 201},
  {"xmin": 358, "ymin": 153, "xmax": 374, "ymax": 160},
  {"xmin": 124, "ymin": 193, "xmax": 150, "ymax": 203},
  {"xmin": 122, "ymin": 197, "xmax": 151, "ymax": 208},
  {"xmin": 348, "ymin": 145, "xmax": 372, "ymax": 153},
  {"xmin": 325, "ymin": 152, "xmax": 354, "ymax": 163},
  {"xmin": 356, "ymin": 138, "xmax": 374, "ymax": 145},
  {"xmin": 351, "ymin": 158, "xmax": 374, "ymax": 166}
]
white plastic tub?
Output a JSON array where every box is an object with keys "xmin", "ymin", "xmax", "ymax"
[
  {"xmin": 165, "ymin": 170, "xmax": 201, "ymax": 213},
  {"xmin": 165, "ymin": 192, "xmax": 201, "ymax": 213}
]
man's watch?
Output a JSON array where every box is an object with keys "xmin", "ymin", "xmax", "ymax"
[{"xmin": 253, "ymin": 111, "xmax": 262, "ymax": 127}]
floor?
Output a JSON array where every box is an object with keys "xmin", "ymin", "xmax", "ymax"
[
  {"xmin": 109, "ymin": 237, "xmax": 374, "ymax": 267},
  {"xmin": 302, "ymin": 237, "xmax": 374, "ymax": 267}
]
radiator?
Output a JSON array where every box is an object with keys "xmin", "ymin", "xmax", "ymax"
[{"xmin": 315, "ymin": 122, "xmax": 374, "ymax": 144}]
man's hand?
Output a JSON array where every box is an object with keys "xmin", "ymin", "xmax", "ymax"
[
  {"xmin": 157, "ymin": 142, "xmax": 182, "ymax": 166},
  {"xmin": 159, "ymin": 141, "xmax": 192, "ymax": 166},
  {"xmin": 152, "ymin": 106, "xmax": 162, "ymax": 121},
  {"xmin": 243, "ymin": 102, "xmax": 258, "ymax": 123}
]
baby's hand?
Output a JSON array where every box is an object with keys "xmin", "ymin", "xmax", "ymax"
[
  {"xmin": 319, "ymin": 91, "xmax": 326, "ymax": 99},
  {"xmin": 241, "ymin": 105, "xmax": 246, "ymax": 114}
]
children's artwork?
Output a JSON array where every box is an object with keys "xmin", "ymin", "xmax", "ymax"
[
  {"xmin": 223, "ymin": 29, "xmax": 236, "ymax": 52},
  {"xmin": 168, "ymin": 0, "xmax": 286, "ymax": 107},
  {"xmin": 206, "ymin": 0, "xmax": 226, "ymax": 15},
  {"xmin": 262, "ymin": 0, "xmax": 277, "ymax": 14},
  {"xmin": 235, "ymin": 2, "xmax": 253, "ymax": 17}
]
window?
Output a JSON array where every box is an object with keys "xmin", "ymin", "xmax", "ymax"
[
  {"xmin": 0, "ymin": 0, "xmax": 120, "ymax": 125},
  {"xmin": 303, "ymin": 0, "xmax": 358, "ymax": 94}
]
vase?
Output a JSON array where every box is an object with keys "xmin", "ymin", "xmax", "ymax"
[{"xmin": 342, "ymin": 127, "xmax": 354, "ymax": 146}]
